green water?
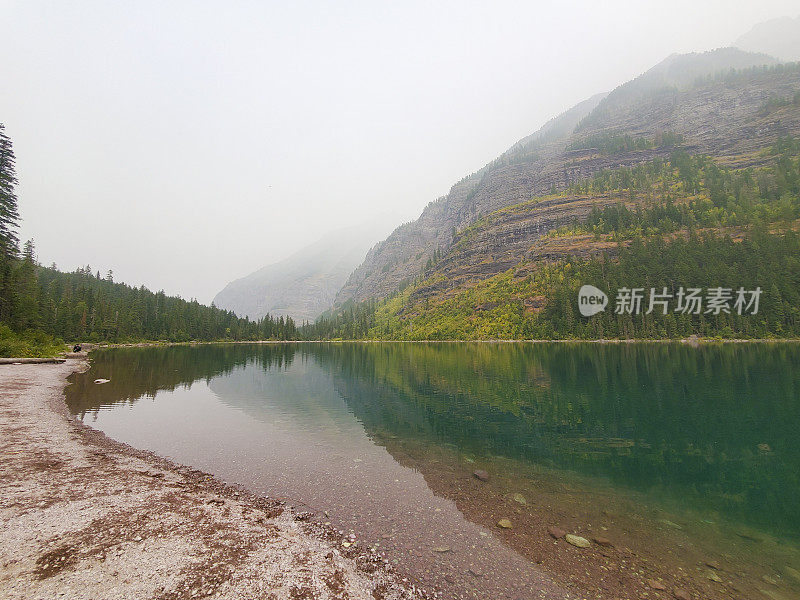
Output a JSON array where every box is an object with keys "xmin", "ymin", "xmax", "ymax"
[
  {"xmin": 68, "ymin": 342, "xmax": 800, "ymax": 539},
  {"xmin": 66, "ymin": 342, "xmax": 800, "ymax": 599}
]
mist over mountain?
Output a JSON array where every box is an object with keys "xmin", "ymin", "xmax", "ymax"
[
  {"xmin": 312, "ymin": 31, "xmax": 800, "ymax": 341},
  {"xmin": 213, "ymin": 226, "xmax": 381, "ymax": 323},
  {"xmin": 334, "ymin": 46, "xmax": 791, "ymax": 307},
  {"xmin": 735, "ymin": 15, "xmax": 800, "ymax": 61}
]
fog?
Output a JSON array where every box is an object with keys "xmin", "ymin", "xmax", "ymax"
[{"xmin": 2, "ymin": 0, "xmax": 797, "ymax": 303}]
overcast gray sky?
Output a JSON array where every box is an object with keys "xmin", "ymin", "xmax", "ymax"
[{"xmin": 2, "ymin": 1, "xmax": 798, "ymax": 303}]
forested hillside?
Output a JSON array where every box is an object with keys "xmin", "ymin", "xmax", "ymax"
[
  {"xmin": 307, "ymin": 135, "xmax": 800, "ymax": 340},
  {"xmin": 1, "ymin": 251, "xmax": 298, "ymax": 355},
  {"xmin": 7, "ymin": 258, "xmax": 297, "ymax": 343},
  {"xmin": 0, "ymin": 124, "xmax": 296, "ymax": 356}
]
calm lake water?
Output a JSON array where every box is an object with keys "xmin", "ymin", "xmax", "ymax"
[{"xmin": 67, "ymin": 342, "xmax": 800, "ymax": 599}]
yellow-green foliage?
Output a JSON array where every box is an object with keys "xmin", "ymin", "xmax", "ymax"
[
  {"xmin": 0, "ymin": 325, "xmax": 66, "ymax": 358},
  {"xmin": 366, "ymin": 265, "xmax": 572, "ymax": 340},
  {"xmin": 351, "ymin": 342, "xmax": 550, "ymax": 416}
]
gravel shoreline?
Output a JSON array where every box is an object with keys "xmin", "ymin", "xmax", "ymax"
[{"xmin": 0, "ymin": 359, "xmax": 429, "ymax": 600}]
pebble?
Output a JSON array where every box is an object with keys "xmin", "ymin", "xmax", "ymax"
[
  {"xmin": 593, "ymin": 536, "xmax": 613, "ymax": 547},
  {"xmin": 673, "ymin": 589, "xmax": 691, "ymax": 600},
  {"xmin": 706, "ymin": 570, "xmax": 722, "ymax": 583},
  {"xmin": 761, "ymin": 574, "xmax": 779, "ymax": 586},
  {"xmin": 784, "ymin": 565, "xmax": 800, "ymax": 583},
  {"xmin": 647, "ymin": 579, "xmax": 667, "ymax": 590},
  {"xmin": 512, "ymin": 493, "xmax": 527, "ymax": 505},
  {"xmin": 547, "ymin": 526, "xmax": 566, "ymax": 539},
  {"xmin": 565, "ymin": 534, "xmax": 590, "ymax": 548},
  {"xmin": 497, "ymin": 519, "xmax": 513, "ymax": 529},
  {"xmin": 473, "ymin": 470, "xmax": 489, "ymax": 482}
]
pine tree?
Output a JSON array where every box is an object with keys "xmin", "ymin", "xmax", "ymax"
[
  {"xmin": 0, "ymin": 124, "xmax": 21, "ymax": 321},
  {"xmin": 14, "ymin": 240, "xmax": 38, "ymax": 329},
  {"xmin": 0, "ymin": 124, "xmax": 20, "ymax": 259}
]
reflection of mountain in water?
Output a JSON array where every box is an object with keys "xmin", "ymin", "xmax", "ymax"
[
  {"xmin": 323, "ymin": 350, "xmax": 551, "ymax": 460},
  {"xmin": 306, "ymin": 343, "xmax": 800, "ymax": 538},
  {"xmin": 69, "ymin": 342, "xmax": 800, "ymax": 538},
  {"xmin": 207, "ymin": 356, "xmax": 365, "ymax": 437}
]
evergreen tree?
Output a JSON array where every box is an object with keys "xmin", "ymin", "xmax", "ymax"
[
  {"xmin": 0, "ymin": 124, "xmax": 21, "ymax": 322},
  {"xmin": 0, "ymin": 123, "xmax": 20, "ymax": 259}
]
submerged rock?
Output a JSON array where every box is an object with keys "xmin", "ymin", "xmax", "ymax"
[
  {"xmin": 647, "ymin": 579, "xmax": 667, "ymax": 590},
  {"xmin": 593, "ymin": 536, "xmax": 613, "ymax": 547},
  {"xmin": 673, "ymin": 588, "xmax": 691, "ymax": 600},
  {"xmin": 473, "ymin": 469, "xmax": 489, "ymax": 482},
  {"xmin": 565, "ymin": 534, "xmax": 590, "ymax": 548},
  {"xmin": 658, "ymin": 519, "xmax": 683, "ymax": 530},
  {"xmin": 759, "ymin": 589, "xmax": 791, "ymax": 600},
  {"xmin": 497, "ymin": 519, "xmax": 513, "ymax": 529},
  {"xmin": 761, "ymin": 574, "xmax": 779, "ymax": 586},
  {"xmin": 783, "ymin": 565, "xmax": 800, "ymax": 583},
  {"xmin": 547, "ymin": 526, "xmax": 566, "ymax": 539},
  {"xmin": 706, "ymin": 570, "xmax": 723, "ymax": 582}
]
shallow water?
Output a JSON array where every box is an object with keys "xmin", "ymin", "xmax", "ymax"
[{"xmin": 67, "ymin": 342, "xmax": 800, "ymax": 599}]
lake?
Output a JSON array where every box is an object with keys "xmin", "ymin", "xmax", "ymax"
[{"xmin": 66, "ymin": 342, "xmax": 800, "ymax": 600}]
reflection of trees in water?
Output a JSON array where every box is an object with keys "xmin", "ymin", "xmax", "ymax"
[
  {"xmin": 66, "ymin": 344, "xmax": 298, "ymax": 416},
  {"xmin": 67, "ymin": 342, "xmax": 800, "ymax": 538},
  {"xmin": 308, "ymin": 343, "xmax": 800, "ymax": 538}
]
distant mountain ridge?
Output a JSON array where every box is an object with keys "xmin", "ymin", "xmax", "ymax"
[
  {"xmin": 735, "ymin": 15, "xmax": 800, "ymax": 61},
  {"xmin": 213, "ymin": 226, "xmax": 380, "ymax": 323},
  {"xmin": 576, "ymin": 47, "xmax": 778, "ymax": 131}
]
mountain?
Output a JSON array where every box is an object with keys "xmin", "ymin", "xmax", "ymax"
[
  {"xmin": 213, "ymin": 225, "xmax": 381, "ymax": 323},
  {"xmin": 334, "ymin": 48, "xmax": 791, "ymax": 307},
  {"xmin": 309, "ymin": 44, "xmax": 800, "ymax": 341},
  {"xmin": 735, "ymin": 15, "xmax": 800, "ymax": 62}
]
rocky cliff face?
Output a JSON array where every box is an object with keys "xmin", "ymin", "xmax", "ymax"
[
  {"xmin": 213, "ymin": 226, "xmax": 380, "ymax": 323},
  {"xmin": 334, "ymin": 94, "xmax": 608, "ymax": 305},
  {"xmin": 335, "ymin": 49, "xmax": 800, "ymax": 306}
]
